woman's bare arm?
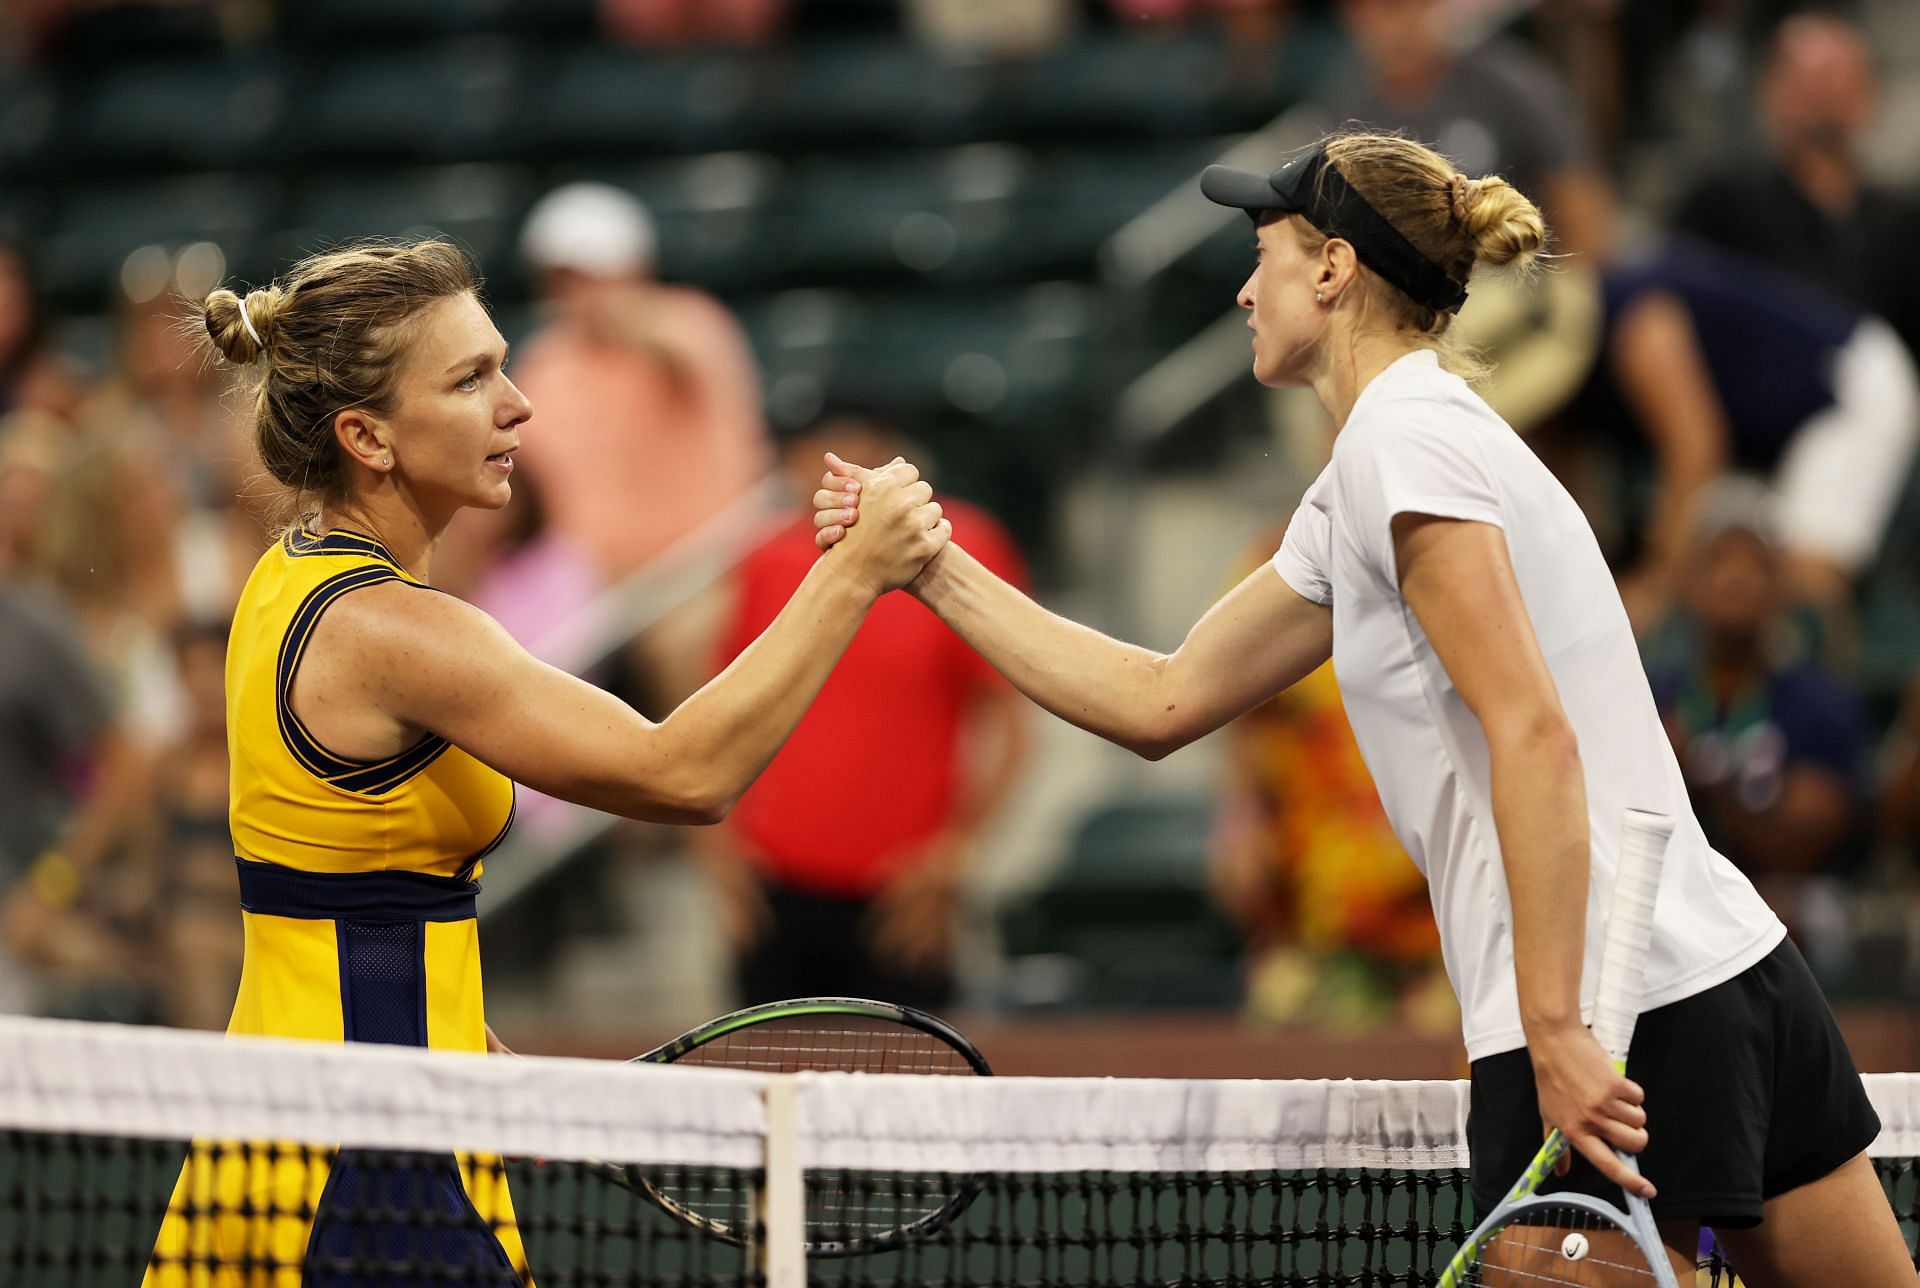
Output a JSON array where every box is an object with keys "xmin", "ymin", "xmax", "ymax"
[
  {"xmin": 313, "ymin": 466, "xmax": 947, "ymax": 825},
  {"xmin": 904, "ymin": 543, "xmax": 1329, "ymax": 761},
  {"xmin": 1393, "ymin": 511, "xmax": 1653, "ymax": 1198}
]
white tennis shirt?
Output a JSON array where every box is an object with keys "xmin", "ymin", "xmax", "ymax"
[{"xmin": 1273, "ymin": 350, "xmax": 1784, "ymax": 1061}]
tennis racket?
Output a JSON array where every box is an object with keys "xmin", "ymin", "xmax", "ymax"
[
  {"xmin": 1436, "ymin": 809, "xmax": 1682, "ymax": 1288},
  {"xmin": 613, "ymin": 996, "xmax": 992, "ymax": 1256}
]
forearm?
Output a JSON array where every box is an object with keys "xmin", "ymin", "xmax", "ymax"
[
  {"xmin": 1490, "ymin": 719, "xmax": 1592, "ymax": 1037},
  {"xmin": 655, "ymin": 558, "xmax": 876, "ymax": 817},
  {"xmin": 912, "ymin": 545, "xmax": 1175, "ymax": 756}
]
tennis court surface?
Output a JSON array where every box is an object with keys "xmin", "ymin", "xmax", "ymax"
[{"xmin": 2, "ymin": 1015, "xmax": 1913, "ymax": 1285}]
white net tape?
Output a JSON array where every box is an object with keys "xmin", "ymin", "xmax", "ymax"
[{"xmin": 0, "ymin": 1014, "xmax": 1913, "ymax": 1174}]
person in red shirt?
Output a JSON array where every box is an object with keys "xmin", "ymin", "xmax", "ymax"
[{"xmin": 705, "ymin": 403, "xmax": 1029, "ymax": 1010}]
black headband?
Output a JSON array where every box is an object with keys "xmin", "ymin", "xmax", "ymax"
[{"xmin": 1200, "ymin": 144, "xmax": 1470, "ymax": 315}]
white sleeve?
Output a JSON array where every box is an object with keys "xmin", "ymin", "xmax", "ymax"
[
  {"xmin": 1332, "ymin": 410, "xmax": 1504, "ymax": 576},
  {"xmin": 1271, "ymin": 476, "xmax": 1335, "ymax": 606}
]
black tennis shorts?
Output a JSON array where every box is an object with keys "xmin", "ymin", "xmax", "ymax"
[{"xmin": 1467, "ymin": 935, "xmax": 1879, "ymax": 1228}]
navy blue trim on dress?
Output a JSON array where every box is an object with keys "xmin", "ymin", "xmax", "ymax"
[
  {"xmin": 236, "ymin": 858, "xmax": 479, "ymax": 922},
  {"xmin": 340, "ymin": 919, "xmax": 427, "ymax": 1047},
  {"xmin": 455, "ymin": 788, "xmax": 515, "ymax": 882},
  {"xmin": 284, "ymin": 526, "xmax": 403, "ymax": 567},
  {"xmin": 274, "ymin": 564, "xmax": 451, "ymax": 795}
]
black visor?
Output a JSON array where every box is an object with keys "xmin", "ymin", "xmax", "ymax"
[{"xmin": 1201, "ymin": 144, "xmax": 1469, "ymax": 315}]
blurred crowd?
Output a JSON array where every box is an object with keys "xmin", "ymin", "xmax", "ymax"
[{"xmin": 0, "ymin": 0, "xmax": 1916, "ymax": 1035}]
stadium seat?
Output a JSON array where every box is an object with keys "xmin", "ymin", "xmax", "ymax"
[
  {"xmin": 270, "ymin": 164, "xmax": 532, "ymax": 283},
  {"xmin": 36, "ymin": 175, "xmax": 279, "ymax": 304},
  {"xmin": 532, "ymin": 46, "xmax": 757, "ymax": 157},
  {"xmin": 755, "ymin": 38, "xmax": 990, "ymax": 146},
  {"xmin": 743, "ymin": 286, "xmax": 1100, "ymax": 429},
  {"xmin": 292, "ymin": 41, "xmax": 528, "ymax": 163},
  {"xmin": 997, "ymin": 794, "xmax": 1242, "ymax": 1010},
  {"xmin": 0, "ymin": 76, "xmax": 58, "ymax": 181},
  {"xmin": 776, "ymin": 145, "xmax": 1039, "ymax": 284},
  {"xmin": 66, "ymin": 55, "xmax": 286, "ymax": 173},
  {"xmin": 996, "ymin": 29, "xmax": 1228, "ymax": 140},
  {"xmin": 1030, "ymin": 140, "xmax": 1227, "ymax": 273}
]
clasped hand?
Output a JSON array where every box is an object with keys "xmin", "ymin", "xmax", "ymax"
[{"xmin": 814, "ymin": 454, "xmax": 948, "ymax": 593}]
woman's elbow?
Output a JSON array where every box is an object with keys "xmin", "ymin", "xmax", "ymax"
[
  {"xmin": 623, "ymin": 769, "xmax": 736, "ymax": 827},
  {"xmin": 1124, "ymin": 708, "xmax": 1195, "ymax": 762},
  {"xmin": 1495, "ymin": 709, "xmax": 1580, "ymax": 765},
  {"xmin": 663, "ymin": 785, "xmax": 736, "ymax": 827}
]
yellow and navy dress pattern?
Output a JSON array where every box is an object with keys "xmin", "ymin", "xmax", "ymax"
[{"xmin": 146, "ymin": 526, "xmax": 528, "ymax": 1287}]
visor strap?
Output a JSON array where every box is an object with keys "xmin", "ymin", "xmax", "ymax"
[{"xmin": 1294, "ymin": 152, "xmax": 1469, "ymax": 315}]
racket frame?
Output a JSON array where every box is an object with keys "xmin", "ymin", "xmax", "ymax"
[
  {"xmin": 1435, "ymin": 809, "xmax": 1682, "ymax": 1288},
  {"xmin": 613, "ymin": 996, "xmax": 992, "ymax": 1257}
]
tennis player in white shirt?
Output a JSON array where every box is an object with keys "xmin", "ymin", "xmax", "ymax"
[{"xmin": 811, "ymin": 131, "xmax": 1912, "ymax": 1283}]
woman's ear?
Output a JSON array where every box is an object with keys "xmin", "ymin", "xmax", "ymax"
[
  {"xmin": 1318, "ymin": 237, "xmax": 1361, "ymax": 306},
  {"xmin": 334, "ymin": 409, "xmax": 393, "ymax": 472}
]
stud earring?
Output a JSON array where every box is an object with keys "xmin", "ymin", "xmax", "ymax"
[{"xmin": 1316, "ymin": 291, "xmax": 1325, "ymax": 304}]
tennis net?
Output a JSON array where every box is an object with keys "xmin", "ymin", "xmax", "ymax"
[{"xmin": 0, "ymin": 1015, "xmax": 1914, "ymax": 1286}]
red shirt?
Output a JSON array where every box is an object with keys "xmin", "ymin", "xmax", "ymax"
[{"xmin": 717, "ymin": 499, "xmax": 1027, "ymax": 897}]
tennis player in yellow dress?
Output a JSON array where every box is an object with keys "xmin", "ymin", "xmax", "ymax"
[{"xmin": 145, "ymin": 239, "xmax": 950, "ymax": 1286}]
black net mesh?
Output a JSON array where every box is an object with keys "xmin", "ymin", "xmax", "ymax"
[
  {"xmin": 1, "ymin": 1136, "xmax": 1913, "ymax": 1287},
  {"xmin": 0, "ymin": 1131, "xmax": 763, "ymax": 1288}
]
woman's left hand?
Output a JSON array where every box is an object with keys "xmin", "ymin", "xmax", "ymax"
[{"xmin": 813, "ymin": 452, "xmax": 875, "ymax": 551}]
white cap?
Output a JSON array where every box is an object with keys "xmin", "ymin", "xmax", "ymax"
[{"xmin": 520, "ymin": 181, "xmax": 658, "ymax": 276}]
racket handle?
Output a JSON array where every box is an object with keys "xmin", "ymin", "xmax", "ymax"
[{"xmin": 1591, "ymin": 809, "xmax": 1674, "ymax": 1062}]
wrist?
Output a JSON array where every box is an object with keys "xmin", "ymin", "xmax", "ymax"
[
  {"xmin": 1522, "ymin": 1010, "xmax": 1586, "ymax": 1050},
  {"xmin": 815, "ymin": 548, "xmax": 885, "ymax": 607},
  {"xmin": 908, "ymin": 543, "xmax": 958, "ymax": 605}
]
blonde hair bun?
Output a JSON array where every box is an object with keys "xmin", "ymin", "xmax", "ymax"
[
  {"xmin": 1453, "ymin": 174, "xmax": 1545, "ymax": 271},
  {"xmin": 202, "ymin": 285, "xmax": 282, "ymax": 366}
]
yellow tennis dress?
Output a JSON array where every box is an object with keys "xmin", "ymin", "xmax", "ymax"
[{"xmin": 146, "ymin": 526, "xmax": 531, "ymax": 1287}]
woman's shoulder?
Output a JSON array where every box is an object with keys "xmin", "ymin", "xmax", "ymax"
[{"xmin": 1335, "ymin": 373, "xmax": 1490, "ymax": 462}]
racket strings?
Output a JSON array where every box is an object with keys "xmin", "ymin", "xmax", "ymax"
[
  {"xmin": 673, "ymin": 1019, "xmax": 976, "ymax": 1077},
  {"xmin": 1460, "ymin": 1204, "xmax": 1664, "ymax": 1285},
  {"xmin": 646, "ymin": 1013, "xmax": 980, "ymax": 1246}
]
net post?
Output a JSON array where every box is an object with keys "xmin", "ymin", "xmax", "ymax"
[{"xmin": 762, "ymin": 1074, "xmax": 806, "ymax": 1288}]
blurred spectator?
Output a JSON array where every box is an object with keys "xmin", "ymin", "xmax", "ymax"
[
  {"xmin": 0, "ymin": 426, "xmax": 160, "ymax": 1020},
  {"xmin": 24, "ymin": 428, "xmax": 184, "ymax": 746},
  {"xmin": 1313, "ymin": 0, "xmax": 1609, "ymax": 437},
  {"xmin": 907, "ymin": 0, "xmax": 1076, "ymax": 57},
  {"xmin": 1675, "ymin": 13, "xmax": 1920, "ymax": 361},
  {"xmin": 501, "ymin": 182, "xmax": 771, "ymax": 710},
  {"xmin": 1320, "ymin": 0, "xmax": 1614, "ymax": 260},
  {"xmin": 1881, "ymin": 677, "xmax": 1920, "ymax": 866},
  {"xmin": 84, "ymin": 249, "xmax": 264, "ymax": 625},
  {"xmin": 0, "ymin": 434, "xmax": 113, "ymax": 900},
  {"xmin": 1208, "ymin": 529, "xmax": 1452, "ymax": 1035},
  {"xmin": 145, "ymin": 618, "xmax": 241, "ymax": 1031},
  {"xmin": 0, "ymin": 243, "xmax": 83, "ymax": 423},
  {"xmin": 1582, "ymin": 239, "xmax": 1918, "ymax": 621},
  {"xmin": 1647, "ymin": 479, "xmax": 1867, "ymax": 960},
  {"xmin": 2, "ymin": 0, "xmax": 236, "ymax": 65},
  {"xmin": 702, "ymin": 403, "xmax": 1028, "ymax": 1011},
  {"xmin": 600, "ymin": 0, "xmax": 787, "ymax": 46},
  {"xmin": 1101, "ymin": 0, "xmax": 1290, "ymax": 28}
]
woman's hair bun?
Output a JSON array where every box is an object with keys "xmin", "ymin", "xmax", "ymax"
[
  {"xmin": 202, "ymin": 285, "xmax": 282, "ymax": 365},
  {"xmin": 1453, "ymin": 174, "xmax": 1545, "ymax": 270}
]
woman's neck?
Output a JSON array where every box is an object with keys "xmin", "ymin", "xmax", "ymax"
[
  {"xmin": 1312, "ymin": 331, "xmax": 1432, "ymax": 431},
  {"xmin": 315, "ymin": 495, "xmax": 440, "ymax": 581}
]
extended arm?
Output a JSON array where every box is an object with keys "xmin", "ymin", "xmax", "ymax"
[
  {"xmin": 321, "ymin": 467, "xmax": 946, "ymax": 825},
  {"xmin": 1394, "ymin": 512, "xmax": 1652, "ymax": 1197},
  {"xmin": 908, "ymin": 542, "xmax": 1331, "ymax": 761}
]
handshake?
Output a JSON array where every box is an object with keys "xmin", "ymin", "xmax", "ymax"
[{"xmin": 810, "ymin": 452, "xmax": 951, "ymax": 595}]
